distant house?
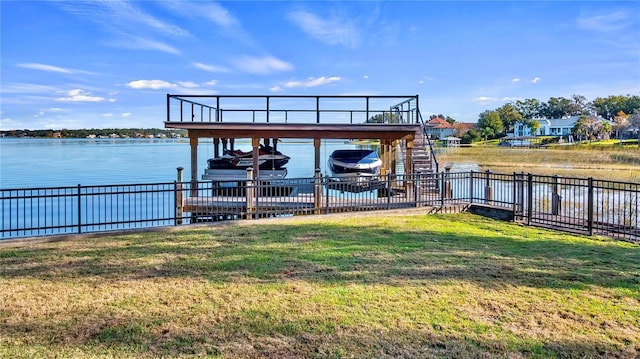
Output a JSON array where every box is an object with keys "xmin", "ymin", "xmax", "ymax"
[
  {"xmin": 511, "ymin": 116, "xmax": 585, "ymax": 137},
  {"xmin": 52, "ymin": 132, "xmax": 62, "ymax": 138},
  {"xmin": 425, "ymin": 118, "xmax": 454, "ymax": 139}
]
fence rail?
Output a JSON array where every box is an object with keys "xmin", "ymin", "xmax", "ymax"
[{"xmin": 1, "ymin": 172, "xmax": 638, "ymax": 242}]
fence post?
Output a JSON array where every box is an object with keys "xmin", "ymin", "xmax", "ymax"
[
  {"xmin": 469, "ymin": 170, "xmax": 474, "ymax": 203},
  {"xmin": 527, "ymin": 173, "xmax": 533, "ymax": 225},
  {"xmin": 442, "ymin": 165, "xmax": 453, "ymax": 202},
  {"xmin": 387, "ymin": 173, "xmax": 392, "ymax": 210},
  {"xmin": 512, "ymin": 172, "xmax": 517, "ymax": 221},
  {"xmin": 484, "ymin": 170, "xmax": 493, "ymax": 204},
  {"xmin": 314, "ymin": 168, "xmax": 322, "ymax": 214},
  {"xmin": 587, "ymin": 177, "xmax": 594, "ymax": 235},
  {"xmin": 552, "ymin": 175, "xmax": 562, "ymax": 215},
  {"xmin": 440, "ymin": 171, "xmax": 445, "ymax": 206},
  {"xmin": 414, "ymin": 172, "xmax": 419, "ymax": 207},
  {"xmin": 77, "ymin": 184, "xmax": 82, "ymax": 234},
  {"xmin": 246, "ymin": 168, "xmax": 254, "ymax": 219},
  {"xmin": 175, "ymin": 167, "xmax": 184, "ymax": 225}
]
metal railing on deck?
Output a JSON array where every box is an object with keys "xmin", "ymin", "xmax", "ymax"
[
  {"xmin": 166, "ymin": 95, "xmax": 421, "ymax": 125},
  {"xmin": 2, "ymin": 172, "xmax": 638, "ymax": 242}
]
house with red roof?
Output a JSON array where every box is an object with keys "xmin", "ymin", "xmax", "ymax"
[{"xmin": 424, "ymin": 117, "xmax": 454, "ymax": 139}]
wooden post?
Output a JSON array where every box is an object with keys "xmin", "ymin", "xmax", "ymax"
[
  {"xmin": 190, "ymin": 136, "xmax": 198, "ymax": 197},
  {"xmin": 314, "ymin": 168, "xmax": 323, "ymax": 214},
  {"xmin": 314, "ymin": 138, "xmax": 321, "ymax": 172},
  {"xmin": 251, "ymin": 137, "xmax": 260, "ymax": 180},
  {"xmin": 390, "ymin": 140, "xmax": 397, "ymax": 175},
  {"xmin": 380, "ymin": 140, "xmax": 387, "ymax": 177},
  {"xmin": 176, "ymin": 167, "xmax": 184, "ymax": 225},
  {"xmin": 405, "ymin": 138, "xmax": 414, "ymax": 176},
  {"xmin": 246, "ymin": 168, "xmax": 254, "ymax": 219},
  {"xmin": 213, "ymin": 138, "xmax": 220, "ymax": 158}
]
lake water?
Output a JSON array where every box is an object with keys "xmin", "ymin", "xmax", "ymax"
[{"xmin": 0, "ymin": 138, "xmax": 358, "ymax": 189}]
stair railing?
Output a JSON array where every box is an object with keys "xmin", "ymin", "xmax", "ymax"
[{"xmin": 417, "ymin": 110, "xmax": 440, "ymax": 174}]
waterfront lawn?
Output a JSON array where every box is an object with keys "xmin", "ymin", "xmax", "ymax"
[
  {"xmin": 437, "ymin": 146, "xmax": 640, "ymax": 182},
  {"xmin": 1, "ymin": 212, "xmax": 639, "ymax": 358}
]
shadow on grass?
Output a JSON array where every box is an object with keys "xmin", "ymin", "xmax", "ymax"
[{"xmin": 1, "ymin": 214, "xmax": 638, "ymax": 292}]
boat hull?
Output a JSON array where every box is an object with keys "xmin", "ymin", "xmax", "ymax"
[{"xmin": 328, "ymin": 149, "xmax": 382, "ymax": 180}]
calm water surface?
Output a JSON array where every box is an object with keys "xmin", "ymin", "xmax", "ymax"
[{"xmin": 0, "ymin": 138, "xmax": 355, "ymax": 189}]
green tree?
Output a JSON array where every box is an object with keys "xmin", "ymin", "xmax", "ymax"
[
  {"xmin": 496, "ymin": 103, "xmax": 522, "ymax": 135},
  {"xmin": 528, "ymin": 120, "xmax": 541, "ymax": 136},
  {"xmin": 572, "ymin": 116, "xmax": 601, "ymax": 142},
  {"xmin": 542, "ymin": 97, "xmax": 574, "ymax": 119},
  {"xmin": 477, "ymin": 110, "xmax": 504, "ymax": 140},
  {"xmin": 461, "ymin": 128, "xmax": 481, "ymax": 144},
  {"xmin": 368, "ymin": 112, "xmax": 399, "ymax": 123},
  {"xmin": 592, "ymin": 95, "xmax": 640, "ymax": 120},
  {"xmin": 515, "ymin": 98, "xmax": 543, "ymax": 120}
]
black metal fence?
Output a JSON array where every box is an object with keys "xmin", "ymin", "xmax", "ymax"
[{"xmin": 1, "ymin": 172, "xmax": 638, "ymax": 242}]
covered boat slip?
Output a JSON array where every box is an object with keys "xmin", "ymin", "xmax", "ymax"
[
  {"xmin": 164, "ymin": 95, "xmax": 425, "ymax": 182},
  {"xmin": 164, "ymin": 95, "xmax": 434, "ymax": 218}
]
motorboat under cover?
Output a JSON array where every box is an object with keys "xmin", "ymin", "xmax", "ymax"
[
  {"xmin": 328, "ymin": 149, "xmax": 382, "ymax": 179},
  {"xmin": 207, "ymin": 144, "xmax": 290, "ymax": 170}
]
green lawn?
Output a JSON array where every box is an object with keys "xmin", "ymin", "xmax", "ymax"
[{"xmin": 1, "ymin": 212, "xmax": 638, "ymax": 358}]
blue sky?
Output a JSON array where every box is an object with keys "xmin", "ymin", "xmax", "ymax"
[{"xmin": 1, "ymin": 0, "xmax": 638, "ymax": 130}]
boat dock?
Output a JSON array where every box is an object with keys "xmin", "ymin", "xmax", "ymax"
[{"xmin": 166, "ymin": 95, "xmax": 440, "ymax": 220}]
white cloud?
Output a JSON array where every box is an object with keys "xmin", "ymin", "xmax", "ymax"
[
  {"xmin": 234, "ymin": 55, "xmax": 293, "ymax": 75},
  {"xmin": 58, "ymin": 1, "xmax": 191, "ymax": 38},
  {"xmin": 127, "ymin": 80, "xmax": 177, "ymax": 90},
  {"xmin": 0, "ymin": 83, "xmax": 59, "ymax": 94},
  {"xmin": 193, "ymin": 62, "xmax": 231, "ymax": 73},
  {"xmin": 112, "ymin": 36, "xmax": 181, "ymax": 55},
  {"xmin": 285, "ymin": 76, "xmax": 341, "ymax": 88},
  {"xmin": 288, "ymin": 10, "xmax": 359, "ymax": 48},
  {"xmin": 471, "ymin": 96, "xmax": 499, "ymax": 105},
  {"xmin": 363, "ymin": 75, "xmax": 369, "ymax": 79},
  {"xmin": 532, "ymin": 77, "xmax": 541, "ymax": 84},
  {"xmin": 200, "ymin": 2, "xmax": 239, "ymax": 28},
  {"xmin": 122, "ymin": 113, "xmax": 131, "ymax": 117},
  {"xmin": 57, "ymin": 89, "xmax": 105, "ymax": 102},
  {"xmin": 512, "ymin": 78, "xmax": 521, "ymax": 83},
  {"xmin": 177, "ymin": 81, "xmax": 199, "ymax": 88},
  {"xmin": 17, "ymin": 63, "xmax": 72, "ymax": 74},
  {"xmin": 417, "ymin": 80, "xmax": 424, "ymax": 84},
  {"xmin": 577, "ymin": 11, "xmax": 630, "ymax": 32},
  {"xmin": 102, "ymin": 113, "xmax": 113, "ymax": 117},
  {"xmin": 270, "ymin": 86, "xmax": 284, "ymax": 92},
  {"xmin": 204, "ymin": 80, "xmax": 218, "ymax": 86}
]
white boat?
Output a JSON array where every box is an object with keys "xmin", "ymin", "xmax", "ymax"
[{"xmin": 328, "ymin": 149, "xmax": 382, "ymax": 180}]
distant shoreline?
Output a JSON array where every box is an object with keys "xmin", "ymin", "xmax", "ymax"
[{"xmin": 0, "ymin": 128, "xmax": 187, "ymax": 139}]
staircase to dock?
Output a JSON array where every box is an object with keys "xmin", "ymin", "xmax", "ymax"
[{"xmin": 412, "ymin": 126, "xmax": 435, "ymax": 175}]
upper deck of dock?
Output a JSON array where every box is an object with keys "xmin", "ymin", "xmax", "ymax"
[{"xmin": 164, "ymin": 94, "xmax": 423, "ymax": 140}]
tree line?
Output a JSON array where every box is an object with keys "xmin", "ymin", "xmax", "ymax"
[
  {"xmin": 1, "ymin": 128, "xmax": 187, "ymax": 138},
  {"xmin": 467, "ymin": 94, "xmax": 640, "ymax": 143}
]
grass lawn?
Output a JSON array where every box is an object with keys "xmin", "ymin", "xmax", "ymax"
[{"xmin": 1, "ymin": 212, "xmax": 639, "ymax": 358}]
